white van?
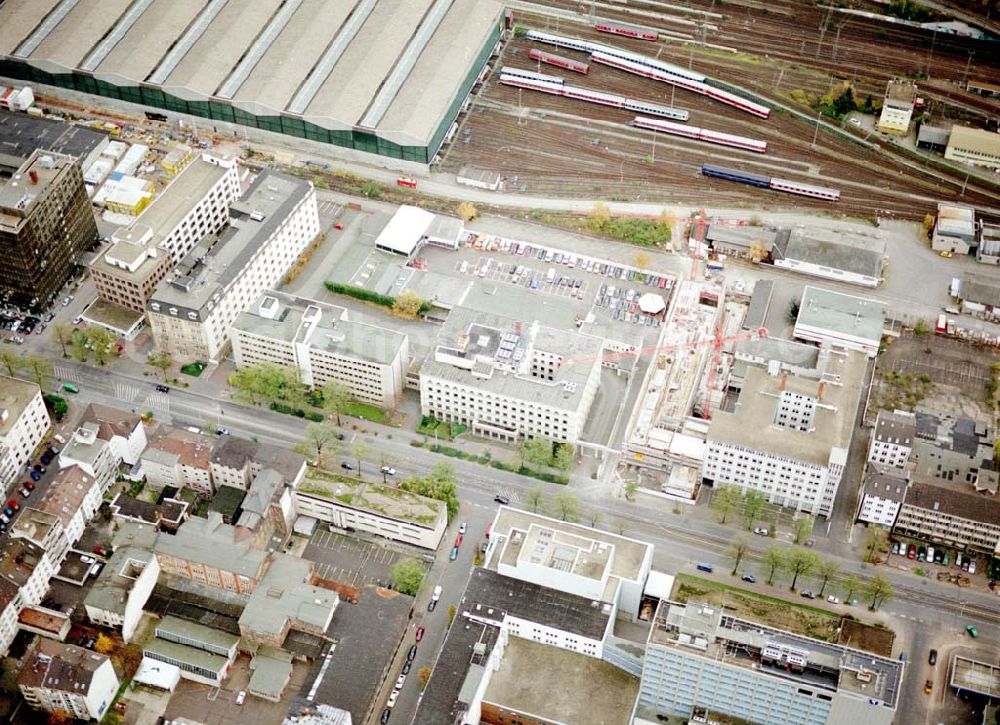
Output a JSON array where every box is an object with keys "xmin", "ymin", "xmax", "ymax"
[
  {"xmin": 546, "ymin": 269, "xmax": 555, "ymax": 283},
  {"xmin": 459, "ymin": 261, "xmax": 469, "ymax": 274},
  {"xmin": 432, "ymin": 585, "xmax": 442, "ymax": 601}
]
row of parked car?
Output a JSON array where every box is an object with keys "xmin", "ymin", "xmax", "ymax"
[
  {"xmin": 891, "ymin": 540, "xmax": 977, "ymax": 573},
  {"xmin": 0, "ymin": 444, "xmax": 55, "ymax": 533}
]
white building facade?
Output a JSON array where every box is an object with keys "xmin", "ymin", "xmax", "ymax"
[
  {"xmin": 0, "ymin": 376, "xmax": 50, "ymax": 495},
  {"xmin": 18, "ymin": 642, "xmax": 120, "ymax": 721},
  {"xmin": 867, "ymin": 410, "xmax": 914, "ymax": 469}
]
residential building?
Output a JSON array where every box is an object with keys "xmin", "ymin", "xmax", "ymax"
[
  {"xmin": 90, "ymin": 226, "xmax": 172, "ymax": 313},
  {"xmin": 420, "ymin": 306, "xmax": 604, "ymax": 444},
  {"xmin": 793, "ymin": 286, "xmax": 886, "ymax": 357},
  {"xmin": 79, "ymin": 403, "xmax": 147, "ymax": 465},
  {"xmin": 945, "ymin": 125, "xmax": 1000, "ymax": 169},
  {"xmin": 635, "ymin": 600, "xmax": 902, "ymax": 725},
  {"xmin": 0, "ymin": 375, "xmax": 49, "ymax": 495},
  {"xmin": 702, "ymin": 346, "xmax": 868, "ymax": 517},
  {"xmin": 154, "ymin": 513, "xmax": 268, "ymax": 594},
  {"xmin": 235, "ymin": 469, "xmax": 295, "ymax": 550},
  {"xmin": 868, "ymin": 409, "xmax": 915, "ymax": 469},
  {"xmin": 17, "ymin": 639, "xmax": 120, "ymax": 721},
  {"xmin": 0, "ymin": 150, "xmax": 97, "ymax": 307},
  {"xmin": 771, "ymin": 228, "xmax": 886, "ymax": 288},
  {"xmin": 932, "ymin": 203, "xmax": 978, "ymax": 255},
  {"xmin": 293, "ymin": 469, "xmax": 447, "ymax": 550},
  {"xmin": 143, "ymin": 615, "xmax": 239, "ymax": 686},
  {"xmin": 36, "ymin": 465, "xmax": 102, "ymax": 563},
  {"xmin": 109, "ymin": 492, "xmax": 189, "ymax": 532},
  {"xmin": 892, "ymin": 478, "xmax": 1000, "ymax": 554},
  {"xmin": 876, "ymin": 77, "xmax": 916, "ymax": 135},
  {"xmin": 239, "ymin": 555, "xmax": 338, "ymax": 647},
  {"xmin": 58, "ymin": 423, "xmax": 117, "ymax": 493},
  {"xmin": 9, "ymin": 508, "xmax": 66, "ymax": 566},
  {"xmin": 232, "ymin": 292, "xmax": 410, "ymax": 408},
  {"xmin": 140, "ymin": 425, "xmax": 214, "ymax": 494},
  {"xmin": 83, "ymin": 546, "xmax": 160, "ymax": 642},
  {"xmin": 147, "ymin": 171, "xmax": 319, "ymax": 361},
  {"xmin": 857, "ymin": 466, "xmax": 909, "ymax": 527},
  {"xmin": 0, "ymin": 537, "xmax": 53, "ymax": 655},
  {"xmin": 209, "ymin": 436, "xmax": 306, "ymax": 491}
]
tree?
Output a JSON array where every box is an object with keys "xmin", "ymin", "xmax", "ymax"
[
  {"xmin": 456, "ymin": 202, "xmax": 478, "ymax": 221},
  {"xmin": 48, "ymin": 710, "xmax": 74, "ymax": 725},
  {"xmin": 863, "ymin": 526, "xmax": 889, "ymax": 563},
  {"xmin": 447, "ymin": 603, "xmax": 458, "ymax": 627},
  {"xmin": 320, "ymin": 379, "xmax": 352, "ymax": 425},
  {"xmin": 70, "ymin": 330, "xmax": 90, "ymax": 362},
  {"xmin": 611, "ymin": 517, "xmax": 627, "ymax": 535},
  {"xmin": 524, "ymin": 486, "xmax": 545, "ymax": 513},
  {"xmin": 349, "ymin": 439, "xmax": 370, "ymax": 477},
  {"xmin": 0, "ymin": 349, "xmax": 20, "ymax": 377},
  {"xmin": 864, "ymin": 574, "xmax": 894, "ymax": 611},
  {"xmin": 711, "ymin": 485, "xmax": 742, "ymax": 524},
  {"xmin": 587, "ymin": 509, "xmax": 602, "ymax": 528},
  {"xmin": 762, "ymin": 546, "xmax": 785, "ymax": 586},
  {"xmin": 43, "ymin": 395, "xmax": 68, "ymax": 423},
  {"xmin": 742, "ymin": 490, "xmax": 768, "ymax": 531},
  {"xmin": 52, "ymin": 321, "xmax": 72, "ymax": 358},
  {"xmin": 729, "ymin": 536, "xmax": 749, "ymax": 576},
  {"xmin": 379, "ymin": 451, "xmax": 397, "ymax": 485},
  {"xmin": 229, "ymin": 362, "xmax": 302, "ymax": 406},
  {"xmin": 93, "ymin": 633, "xmax": 116, "ymax": 655},
  {"xmin": 748, "ymin": 241, "xmax": 768, "ymax": 263},
  {"xmin": 303, "ymin": 423, "xmax": 340, "ymax": 464},
  {"xmin": 520, "ymin": 437, "xmax": 553, "ymax": 469},
  {"xmin": 623, "ymin": 480, "xmax": 638, "ymax": 502},
  {"xmin": 400, "ymin": 462, "xmax": 460, "ymax": 520},
  {"xmin": 146, "ymin": 348, "xmax": 173, "ymax": 381},
  {"xmin": 922, "ymin": 213, "xmax": 935, "ymax": 236},
  {"xmin": 816, "ymin": 559, "xmax": 840, "ymax": 597},
  {"xmin": 390, "ymin": 559, "xmax": 425, "ymax": 595},
  {"xmin": 201, "ymin": 419, "xmax": 219, "ymax": 435},
  {"xmin": 361, "ymin": 180, "xmax": 382, "ymax": 198},
  {"xmin": 842, "ymin": 575, "xmax": 862, "ymax": 605},
  {"xmin": 793, "ymin": 516, "xmax": 814, "ymax": 545},
  {"xmin": 393, "ymin": 289, "xmax": 426, "ymax": 318},
  {"xmin": 86, "ymin": 326, "xmax": 117, "ymax": 366},
  {"xmin": 22, "ymin": 355, "xmax": 53, "ymax": 390},
  {"xmin": 632, "ymin": 251, "xmax": 651, "ymax": 271},
  {"xmin": 417, "ymin": 667, "xmax": 432, "ymax": 690},
  {"xmin": 551, "ymin": 491, "xmax": 580, "ymax": 522},
  {"xmin": 787, "ymin": 297, "xmax": 801, "ymax": 322},
  {"xmin": 785, "ymin": 548, "xmax": 820, "ymax": 591},
  {"xmin": 552, "ymin": 444, "xmax": 574, "ymax": 471}
]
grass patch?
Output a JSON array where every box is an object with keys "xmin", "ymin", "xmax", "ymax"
[
  {"xmin": 343, "ymin": 401, "xmax": 387, "ymax": 423},
  {"xmin": 410, "ymin": 441, "xmax": 567, "ymax": 484},
  {"xmin": 417, "ymin": 415, "xmax": 467, "ymax": 440},
  {"xmin": 674, "ymin": 574, "xmax": 841, "ymax": 642},
  {"xmin": 180, "ymin": 361, "xmax": 207, "ymax": 377}
]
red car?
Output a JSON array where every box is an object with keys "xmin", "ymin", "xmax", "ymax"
[
  {"xmin": 907, "ymin": 544, "xmax": 917, "ymax": 559},
  {"xmin": 415, "ymin": 626, "xmax": 425, "ymax": 642},
  {"xmin": 93, "ymin": 546, "xmax": 109, "ymax": 557},
  {"xmin": 334, "ymin": 223, "xmax": 344, "ymax": 230},
  {"xmin": 454, "ymin": 534, "xmax": 464, "ymax": 548},
  {"xmin": 23, "ymin": 480, "xmax": 35, "ymax": 491},
  {"xmin": 6, "ymin": 499, "xmax": 19, "ymax": 512}
]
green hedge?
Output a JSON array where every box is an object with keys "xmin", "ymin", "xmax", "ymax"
[
  {"xmin": 409, "ymin": 441, "xmax": 567, "ymax": 484},
  {"xmin": 325, "ymin": 282, "xmax": 395, "ymax": 308}
]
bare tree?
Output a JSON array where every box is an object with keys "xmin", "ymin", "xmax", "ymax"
[{"xmin": 729, "ymin": 537, "xmax": 750, "ymax": 576}]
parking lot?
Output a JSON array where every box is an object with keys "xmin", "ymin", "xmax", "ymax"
[{"xmin": 303, "ymin": 529, "xmax": 405, "ymax": 588}]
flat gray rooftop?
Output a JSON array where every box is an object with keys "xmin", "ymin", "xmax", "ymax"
[
  {"xmin": 795, "ymin": 286, "xmax": 885, "ymax": 343},
  {"xmin": 774, "ymin": 228, "xmax": 886, "ymax": 280}
]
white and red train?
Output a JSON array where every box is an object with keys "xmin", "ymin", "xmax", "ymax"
[
  {"xmin": 591, "ymin": 51, "xmax": 771, "ymax": 119},
  {"xmin": 528, "ymin": 48, "xmax": 589, "ymax": 74},
  {"xmin": 633, "ymin": 116, "xmax": 767, "ymax": 153},
  {"xmin": 594, "ymin": 21, "xmax": 659, "ymax": 41},
  {"xmin": 499, "ymin": 73, "xmax": 689, "ymax": 121}
]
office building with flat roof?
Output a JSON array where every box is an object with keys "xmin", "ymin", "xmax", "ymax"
[
  {"xmin": 17, "ymin": 639, "xmax": 120, "ymax": 721},
  {"xmin": 0, "ymin": 149, "xmax": 96, "ymax": 308},
  {"xmin": 420, "ymin": 306, "xmax": 604, "ymax": 444},
  {"xmin": 83, "ymin": 546, "xmax": 159, "ymax": 642},
  {"xmin": 932, "ymin": 203, "xmax": 977, "ymax": 254},
  {"xmin": 635, "ymin": 600, "xmax": 902, "ymax": 725},
  {"xmin": 703, "ymin": 346, "xmax": 868, "ymax": 517},
  {"xmin": 0, "ymin": 109, "xmax": 108, "ymax": 175},
  {"xmin": 876, "ymin": 77, "xmax": 916, "ymax": 135},
  {"xmin": 147, "ymin": 170, "xmax": 319, "ymax": 361},
  {"xmin": 0, "ymin": 0, "xmax": 504, "ymax": 167},
  {"xmin": 793, "ymin": 286, "xmax": 885, "ymax": 357},
  {"xmin": 0, "ymin": 375, "xmax": 49, "ymax": 495},
  {"xmin": 232, "ymin": 292, "xmax": 410, "ymax": 408},
  {"xmin": 945, "ymin": 125, "xmax": 1000, "ymax": 169},
  {"xmin": 893, "ymin": 477, "xmax": 1000, "ymax": 554}
]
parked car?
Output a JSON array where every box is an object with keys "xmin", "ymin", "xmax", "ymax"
[
  {"xmin": 3, "ymin": 507, "xmax": 14, "ymax": 518},
  {"xmin": 19, "ymin": 487, "xmax": 30, "ymax": 498},
  {"xmin": 40, "ymin": 453, "xmax": 52, "ymax": 465},
  {"xmin": 401, "ymin": 661, "xmax": 411, "ymax": 675},
  {"xmin": 449, "ymin": 546, "xmax": 459, "ymax": 561},
  {"xmin": 80, "ymin": 555, "xmax": 95, "ymax": 564},
  {"xmin": 493, "ymin": 494, "xmax": 510, "ymax": 505},
  {"xmin": 827, "ymin": 595, "xmax": 840, "ymax": 604},
  {"xmin": 753, "ymin": 527, "xmax": 768, "ymax": 536},
  {"xmin": 427, "ymin": 599, "xmax": 437, "ymax": 612},
  {"xmin": 93, "ymin": 546, "xmax": 109, "ymax": 557},
  {"xmin": 216, "ymin": 427, "xmax": 230, "ymax": 436},
  {"xmin": 454, "ymin": 534, "xmax": 463, "ymax": 548},
  {"xmin": 235, "ymin": 691, "xmax": 246, "ymax": 705},
  {"xmin": 968, "ymin": 560, "xmax": 977, "ymax": 574},
  {"xmin": 341, "ymin": 462, "xmax": 353, "ymax": 470},
  {"xmin": 155, "ymin": 384, "xmax": 170, "ymax": 393},
  {"xmin": 30, "ymin": 470, "xmax": 41, "ymax": 481},
  {"xmin": 394, "ymin": 674, "xmax": 406, "ymax": 690},
  {"xmin": 22, "ymin": 480, "xmax": 35, "ymax": 491},
  {"xmin": 407, "ymin": 645, "xmax": 417, "ymax": 661},
  {"xmin": 890, "ymin": 541, "xmax": 900, "ymax": 555},
  {"xmin": 387, "ymin": 690, "xmax": 398, "ymax": 708},
  {"xmin": 928, "ymin": 649, "xmax": 938, "ymax": 666},
  {"xmin": 33, "ymin": 464, "xmax": 45, "ymax": 474},
  {"xmin": 380, "ymin": 708, "xmax": 391, "ymax": 724},
  {"xmin": 800, "ymin": 591, "xmax": 816, "ymax": 599},
  {"xmin": 415, "ymin": 627, "xmax": 425, "ymax": 642},
  {"xmin": 6, "ymin": 499, "xmax": 19, "ymax": 512},
  {"xmin": 907, "ymin": 545, "xmax": 916, "ymax": 559},
  {"xmin": 741, "ymin": 575, "xmax": 756, "ymax": 583},
  {"xmin": 696, "ymin": 563, "xmax": 714, "ymax": 573},
  {"xmin": 458, "ymin": 522, "xmax": 467, "ymax": 534},
  {"xmin": 966, "ymin": 624, "xmax": 978, "ymax": 638}
]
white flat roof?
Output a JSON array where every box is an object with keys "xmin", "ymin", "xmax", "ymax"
[{"xmin": 373, "ymin": 205, "xmax": 434, "ymax": 255}]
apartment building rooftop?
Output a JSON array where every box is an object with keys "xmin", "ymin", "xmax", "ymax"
[
  {"xmin": 651, "ymin": 600, "xmax": 903, "ymax": 708},
  {"xmin": 0, "ymin": 151, "xmax": 76, "ymax": 230},
  {"xmin": 8, "ymin": 507, "xmax": 61, "ymax": 546},
  {"xmin": 484, "ymin": 637, "xmax": 638, "ymax": 725},
  {"xmin": 0, "ymin": 374, "xmax": 40, "ymax": 438},
  {"xmin": 296, "ymin": 469, "xmax": 444, "ymax": 527},
  {"xmin": 17, "ymin": 639, "xmax": 110, "ymax": 693},
  {"xmin": 38, "ymin": 465, "xmax": 97, "ymax": 528},
  {"xmin": 80, "ymin": 403, "xmax": 142, "ymax": 440},
  {"xmin": 148, "ymin": 171, "xmax": 311, "ymax": 317},
  {"xmin": 61, "ymin": 423, "xmax": 110, "ymax": 470},
  {"xmin": 239, "ymin": 555, "xmax": 337, "ymax": 640},
  {"xmin": 110, "ymin": 492, "xmax": 188, "ymax": 527},
  {"xmin": 237, "ymin": 469, "xmax": 283, "ymax": 530},
  {"xmin": 863, "ymin": 466, "xmax": 909, "ymax": 504},
  {"xmin": 144, "ymin": 425, "xmax": 214, "ymax": 469},
  {"xmin": 709, "ymin": 347, "xmax": 868, "ymax": 466},
  {"xmin": 489, "ymin": 508, "xmax": 650, "ymax": 589},
  {"xmin": 425, "ymin": 306, "xmax": 603, "ymax": 411},
  {"xmin": 83, "ymin": 547, "xmax": 156, "ymax": 617},
  {"xmin": 235, "ymin": 292, "xmax": 407, "ymax": 366},
  {"xmin": 0, "ymin": 535, "xmax": 45, "ymax": 588},
  {"xmin": 873, "ymin": 409, "xmax": 916, "ymax": 448},
  {"xmin": 154, "ymin": 512, "xmax": 266, "ymax": 578},
  {"xmin": 904, "ymin": 477, "xmax": 1000, "ymax": 524}
]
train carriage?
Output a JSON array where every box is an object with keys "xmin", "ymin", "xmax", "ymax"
[
  {"xmin": 594, "ymin": 21, "xmax": 659, "ymax": 41},
  {"xmin": 529, "ymin": 48, "xmax": 590, "ymax": 74},
  {"xmin": 499, "ymin": 66, "xmax": 565, "ymax": 85},
  {"xmin": 700, "ymin": 164, "xmax": 772, "ymax": 188},
  {"xmin": 623, "ymin": 98, "xmax": 689, "ymax": 122},
  {"xmin": 769, "ymin": 178, "xmax": 841, "ymax": 200},
  {"xmin": 635, "ymin": 117, "xmax": 767, "ymax": 152}
]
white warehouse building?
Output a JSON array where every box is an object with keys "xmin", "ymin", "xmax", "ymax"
[
  {"xmin": 231, "ymin": 292, "xmax": 410, "ymax": 408},
  {"xmin": 420, "ymin": 307, "xmax": 604, "ymax": 444},
  {"xmin": 793, "ymin": 286, "xmax": 885, "ymax": 358},
  {"xmin": 147, "ymin": 171, "xmax": 319, "ymax": 362},
  {"xmin": 702, "ymin": 346, "xmax": 868, "ymax": 517}
]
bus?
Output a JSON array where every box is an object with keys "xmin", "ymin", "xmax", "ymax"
[{"xmin": 62, "ymin": 383, "xmax": 79, "ymax": 394}]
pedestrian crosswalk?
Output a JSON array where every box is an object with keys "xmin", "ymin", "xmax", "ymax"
[
  {"xmin": 318, "ymin": 200, "xmax": 343, "ymax": 217},
  {"xmin": 113, "ymin": 382, "xmax": 142, "ymax": 402},
  {"xmin": 140, "ymin": 391, "xmax": 170, "ymax": 414},
  {"xmin": 494, "ymin": 486, "xmax": 520, "ymax": 504},
  {"xmin": 54, "ymin": 365, "xmax": 81, "ymax": 384}
]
